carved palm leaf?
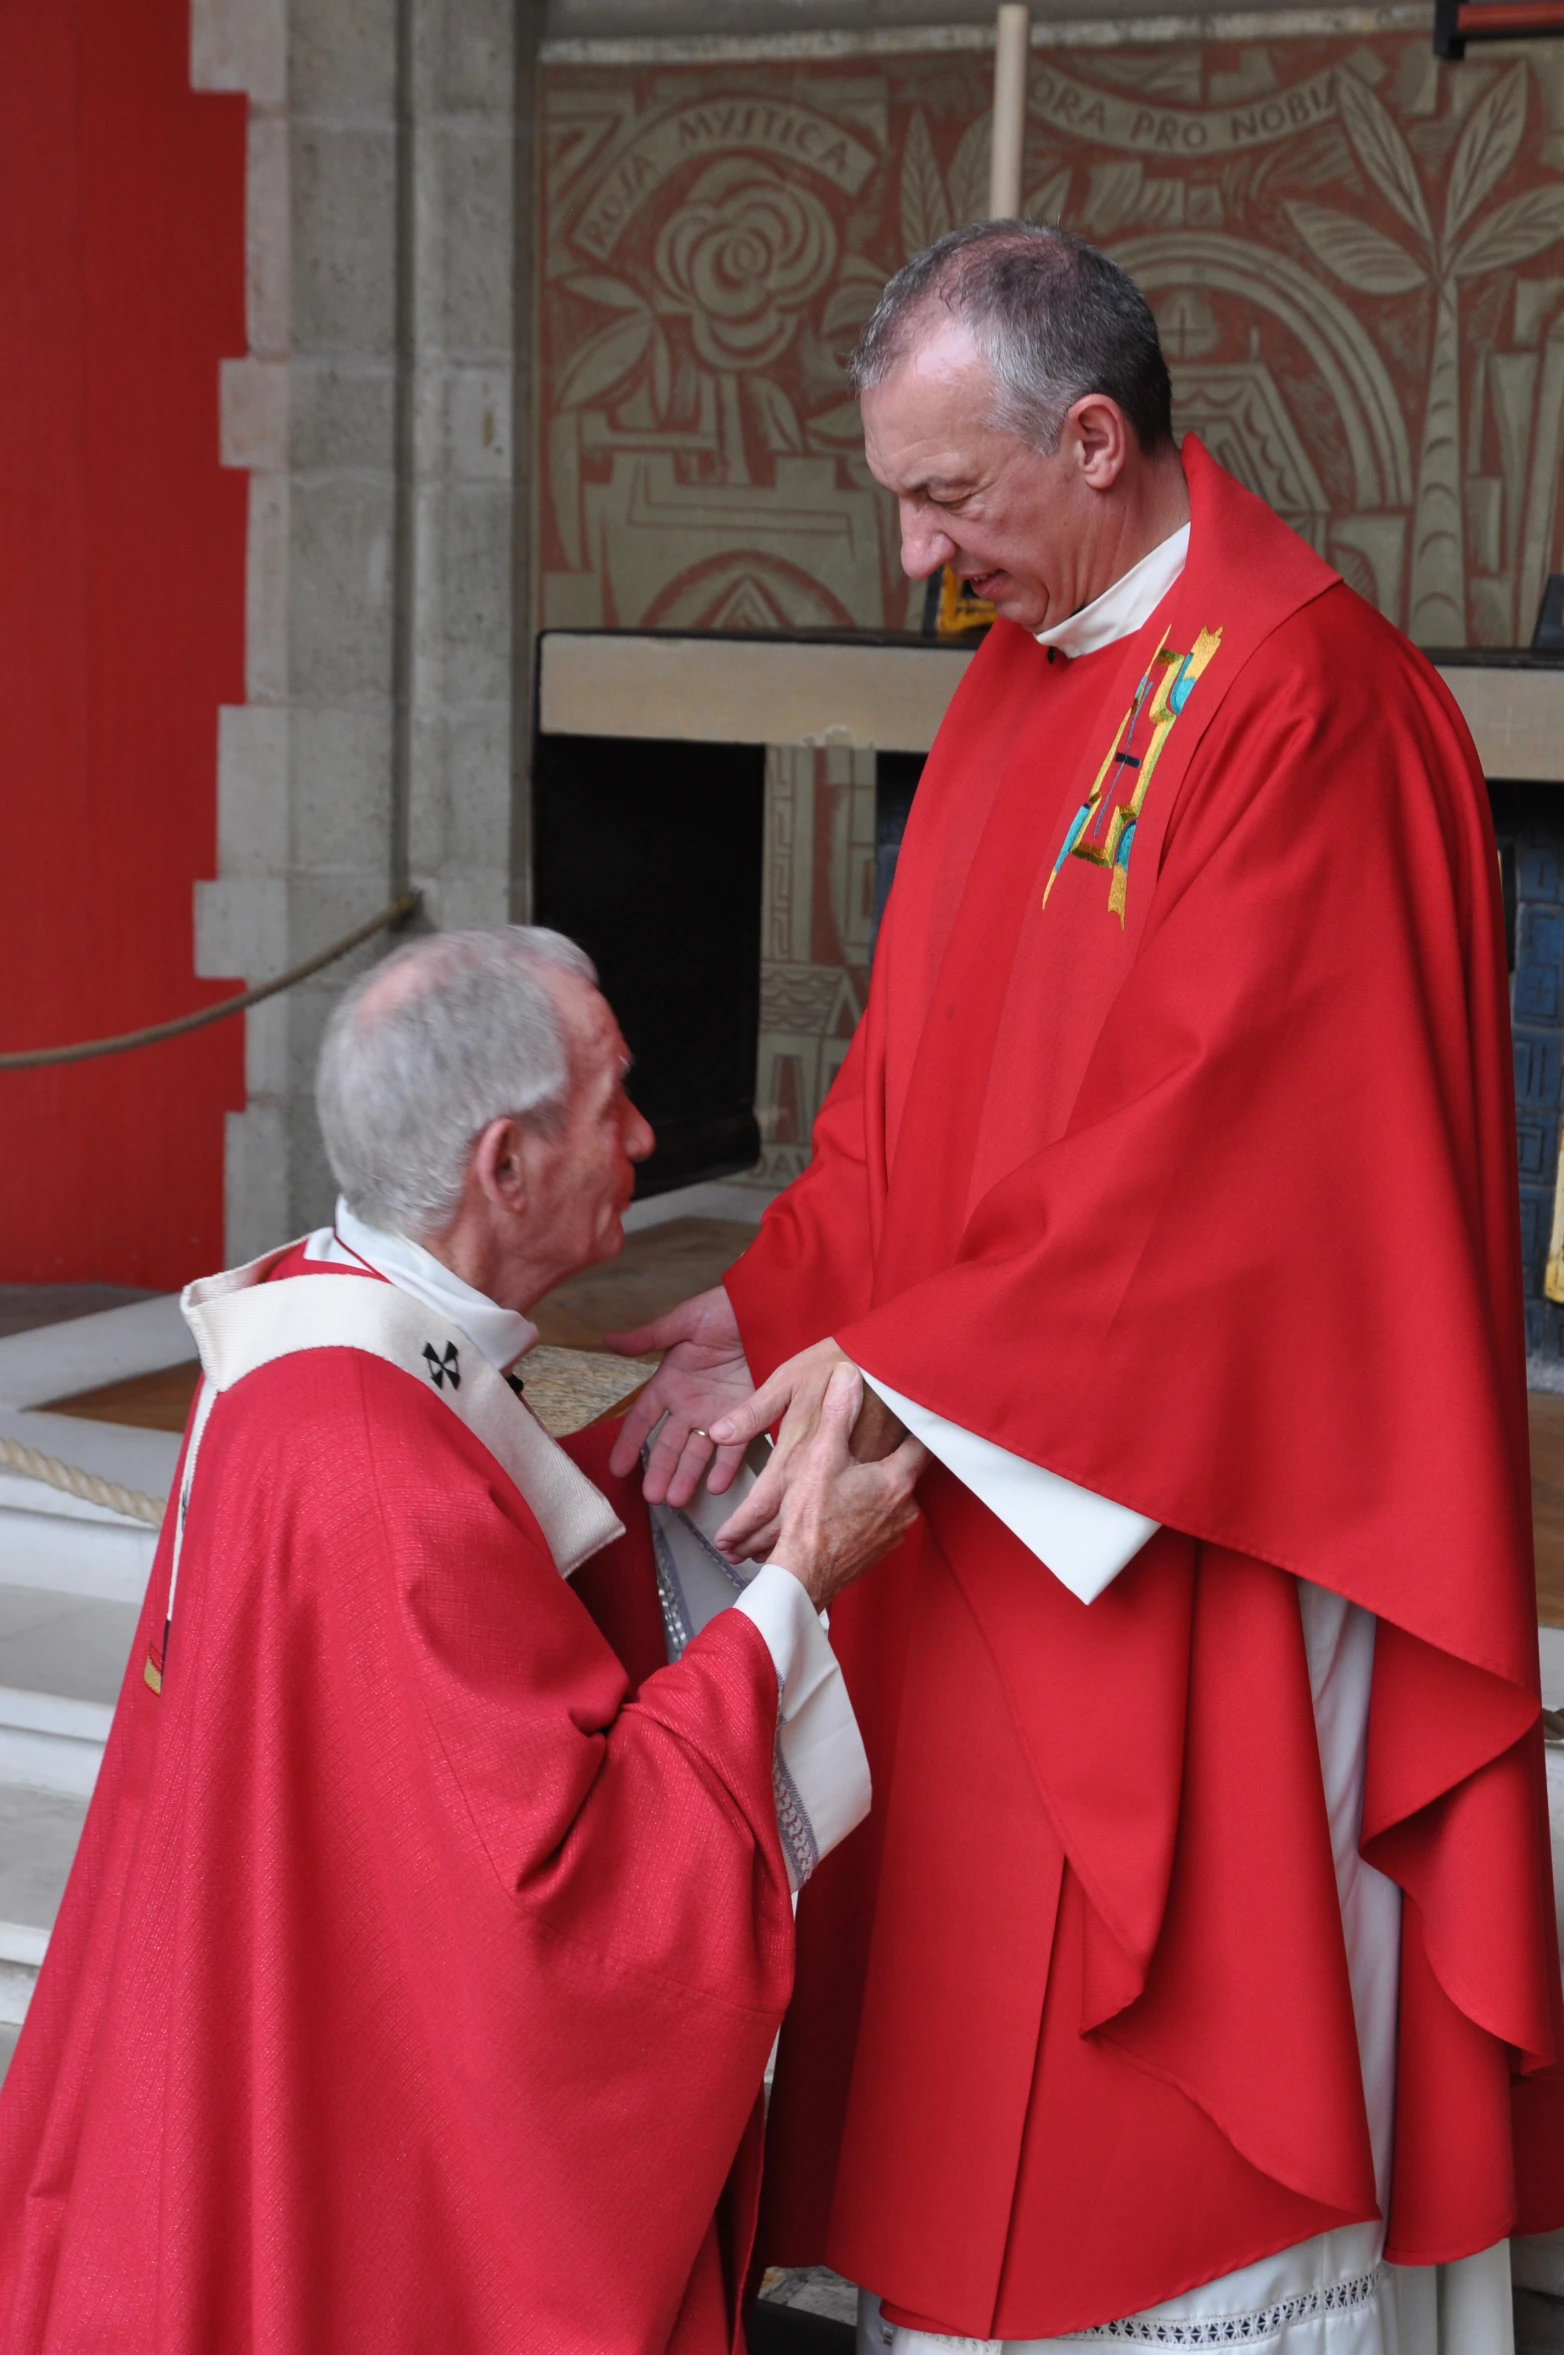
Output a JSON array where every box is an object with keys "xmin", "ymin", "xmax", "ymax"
[
  {"xmin": 1333, "ymin": 68, "xmax": 1433, "ymax": 251},
  {"xmin": 648, "ymin": 324, "xmax": 671, "ymax": 421},
  {"xmin": 562, "ymin": 275, "xmax": 648, "ymax": 313},
  {"xmin": 948, "ymin": 117, "xmax": 992, "ymax": 229},
  {"xmin": 1451, "ymin": 183, "xmax": 1564, "ymax": 278},
  {"xmin": 750, "ymin": 378, "xmax": 805, "ymax": 454},
  {"xmin": 1023, "ymin": 167, "xmax": 1073, "ymax": 226},
  {"xmin": 901, "ymin": 109, "xmax": 953, "ymax": 259},
  {"xmin": 1285, "ymin": 202, "xmax": 1427, "ymax": 295},
  {"xmin": 1444, "ymin": 63, "xmax": 1529, "ymax": 247},
  {"xmin": 555, "ymin": 313, "xmax": 653, "ymax": 412}
]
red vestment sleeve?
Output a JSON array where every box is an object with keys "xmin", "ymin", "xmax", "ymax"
[
  {"xmin": 0, "ymin": 1350, "xmax": 793, "ymax": 2355},
  {"xmin": 725, "ymin": 1023, "xmax": 877, "ymax": 1381}
]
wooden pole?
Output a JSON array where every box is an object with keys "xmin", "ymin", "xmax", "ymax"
[{"xmin": 988, "ymin": 4, "xmax": 1030, "ymax": 218}]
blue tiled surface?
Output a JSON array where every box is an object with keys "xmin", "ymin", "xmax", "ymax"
[{"xmin": 1493, "ymin": 786, "xmax": 1564, "ymax": 1361}]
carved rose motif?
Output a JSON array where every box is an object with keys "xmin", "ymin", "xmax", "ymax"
[{"xmin": 655, "ymin": 158, "xmax": 837, "ymax": 371}]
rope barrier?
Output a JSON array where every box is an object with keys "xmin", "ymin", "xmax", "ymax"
[
  {"xmin": 0, "ymin": 888, "xmax": 422, "ymax": 1517},
  {"xmin": 0, "ymin": 891, "xmax": 421, "ymax": 1070},
  {"xmin": 0, "ymin": 1435, "xmax": 166, "ymax": 1527},
  {"xmin": 0, "ymin": 893, "xmax": 427, "ymax": 1519}
]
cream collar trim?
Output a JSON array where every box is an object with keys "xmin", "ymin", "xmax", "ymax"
[
  {"xmin": 305, "ymin": 1199, "xmax": 539, "ymax": 1376},
  {"xmin": 180, "ymin": 1245, "xmax": 621, "ymax": 1579}
]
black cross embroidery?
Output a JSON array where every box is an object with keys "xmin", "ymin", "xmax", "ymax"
[{"xmin": 423, "ymin": 1341, "xmax": 460, "ymax": 1390}]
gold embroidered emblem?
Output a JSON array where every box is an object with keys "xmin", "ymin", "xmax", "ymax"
[{"xmin": 1043, "ymin": 625, "xmax": 1223, "ymax": 923}]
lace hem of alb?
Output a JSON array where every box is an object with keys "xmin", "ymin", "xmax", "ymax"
[
  {"xmin": 772, "ymin": 1741, "xmax": 819, "ymax": 1888},
  {"xmin": 1063, "ymin": 2263, "xmax": 1384, "ymax": 2346},
  {"xmin": 647, "ymin": 1490, "xmax": 820, "ymax": 1890}
]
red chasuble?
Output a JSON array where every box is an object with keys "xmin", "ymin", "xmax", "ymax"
[
  {"xmin": 726, "ymin": 440, "xmax": 1564, "ymax": 2339},
  {"xmin": 0, "ymin": 1253, "xmax": 792, "ymax": 2355}
]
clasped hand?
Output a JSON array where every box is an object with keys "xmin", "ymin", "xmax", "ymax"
[{"xmin": 606, "ymin": 1287, "xmax": 926, "ymax": 1610}]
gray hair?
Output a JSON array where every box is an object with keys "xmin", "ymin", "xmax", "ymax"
[
  {"xmin": 849, "ymin": 221, "xmax": 1173, "ymax": 457},
  {"xmin": 314, "ymin": 924, "xmax": 598, "ymax": 1237}
]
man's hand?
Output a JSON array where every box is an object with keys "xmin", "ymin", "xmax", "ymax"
[
  {"xmin": 769, "ymin": 1366, "xmax": 927, "ymax": 1613},
  {"xmin": 604, "ymin": 1286, "xmax": 756, "ymax": 1506},
  {"xmin": 709, "ymin": 1340, "xmax": 909, "ymax": 1564}
]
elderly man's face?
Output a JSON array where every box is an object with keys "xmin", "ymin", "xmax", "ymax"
[
  {"xmin": 861, "ymin": 319, "xmax": 1109, "ymax": 634},
  {"xmin": 525, "ymin": 975, "xmax": 655, "ymax": 1280}
]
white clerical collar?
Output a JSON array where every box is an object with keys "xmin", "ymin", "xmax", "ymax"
[
  {"xmin": 303, "ymin": 1198, "xmax": 539, "ymax": 1375},
  {"xmin": 1035, "ymin": 521, "xmax": 1190, "ymax": 661}
]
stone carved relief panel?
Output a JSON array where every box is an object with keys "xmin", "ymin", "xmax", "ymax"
[
  {"xmin": 540, "ymin": 38, "xmax": 1564, "ymax": 1176},
  {"xmin": 757, "ymin": 746, "xmax": 875, "ymax": 1183},
  {"xmin": 541, "ymin": 39, "xmax": 1564, "ymax": 645}
]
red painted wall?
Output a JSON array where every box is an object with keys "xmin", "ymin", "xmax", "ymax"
[{"xmin": 0, "ymin": 0, "xmax": 247, "ymax": 1287}]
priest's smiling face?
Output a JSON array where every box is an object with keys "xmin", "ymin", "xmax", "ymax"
[{"xmin": 860, "ymin": 317, "xmax": 1186, "ymax": 636}]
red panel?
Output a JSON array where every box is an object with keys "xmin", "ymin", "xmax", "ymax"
[
  {"xmin": 1456, "ymin": 3, "xmax": 1564, "ymax": 28},
  {"xmin": 0, "ymin": 0, "xmax": 247, "ymax": 1286}
]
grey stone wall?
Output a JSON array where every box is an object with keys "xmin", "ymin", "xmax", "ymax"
[{"xmin": 190, "ymin": 0, "xmax": 536, "ymax": 1260}]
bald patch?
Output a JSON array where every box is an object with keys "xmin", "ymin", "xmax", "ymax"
[
  {"xmin": 355, "ymin": 941, "xmax": 580, "ymax": 1035},
  {"xmin": 353, "ymin": 954, "xmax": 439, "ymax": 1026}
]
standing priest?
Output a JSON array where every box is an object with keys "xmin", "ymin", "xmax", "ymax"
[
  {"xmin": 0, "ymin": 925, "xmax": 926, "ymax": 2355},
  {"xmin": 610, "ymin": 225, "xmax": 1564, "ymax": 2351}
]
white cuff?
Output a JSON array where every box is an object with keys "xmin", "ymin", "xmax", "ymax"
[
  {"xmin": 735, "ymin": 1563, "xmax": 872, "ymax": 1893},
  {"xmin": 859, "ymin": 1371, "xmax": 1159, "ymax": 1605}
]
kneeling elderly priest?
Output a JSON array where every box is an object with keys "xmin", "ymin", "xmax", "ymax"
[{"xmin": 0, "ymin": 926, "xmax": 923, "ymax": 2355}]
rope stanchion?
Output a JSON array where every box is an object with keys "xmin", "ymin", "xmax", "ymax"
[
  {"xmin": 0, "ymin": 1435, "xmax": 166, "ymax": 1527},
  {"xmin": 0, "ymin": 891, "xmax": 421, "ymax": 1071}
]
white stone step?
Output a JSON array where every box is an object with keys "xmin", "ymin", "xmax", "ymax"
[
  {"xmin": 0, "ymin": 1413, "xmax": 179, "ymax": 1506},
  {"xmin": 0, "ymin": 1920, "xmax": 49, "ymax": 2028},
  {"xmin": 0, "ymin": 1293, "xmax": 191, "ymax": 1410},
  {"xmin": 0, "ymin": 1483, "xmax": 158, "ymax": 1606},
  {"xmin": 0, "ymin": 1571, "xmax": 140, "ymax": 1798},
  {"xmin": 0, "ymin": 1320, "xmax": 172, "ymax": 2079},
  {"xmin": 0, "ymin": 1782, "xmax": 90, "ymax": 2055},
  {"xmin": 1541, "ymin": 1626, "xmax": 1564, "ymax": 1711},
  {"xmin": 0, "ymin": 1688, "xmax": 114, "ymax": 1800},
  {"xmin": 0, "ymin": 1433, "xmax": 152, "ymax": 2078},
  {"xmin": 0, "ymin": 1408, "xmax": 171, "ymax": 1612},
  {"xmin": 0, "ymin": 1295, "xmax": 183, "ymax": 1621}
]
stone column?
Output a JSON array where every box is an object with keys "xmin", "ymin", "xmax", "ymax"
[{"xmin": 191, "ymin": 0, "xmax": 536, "ymax": 1261}]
